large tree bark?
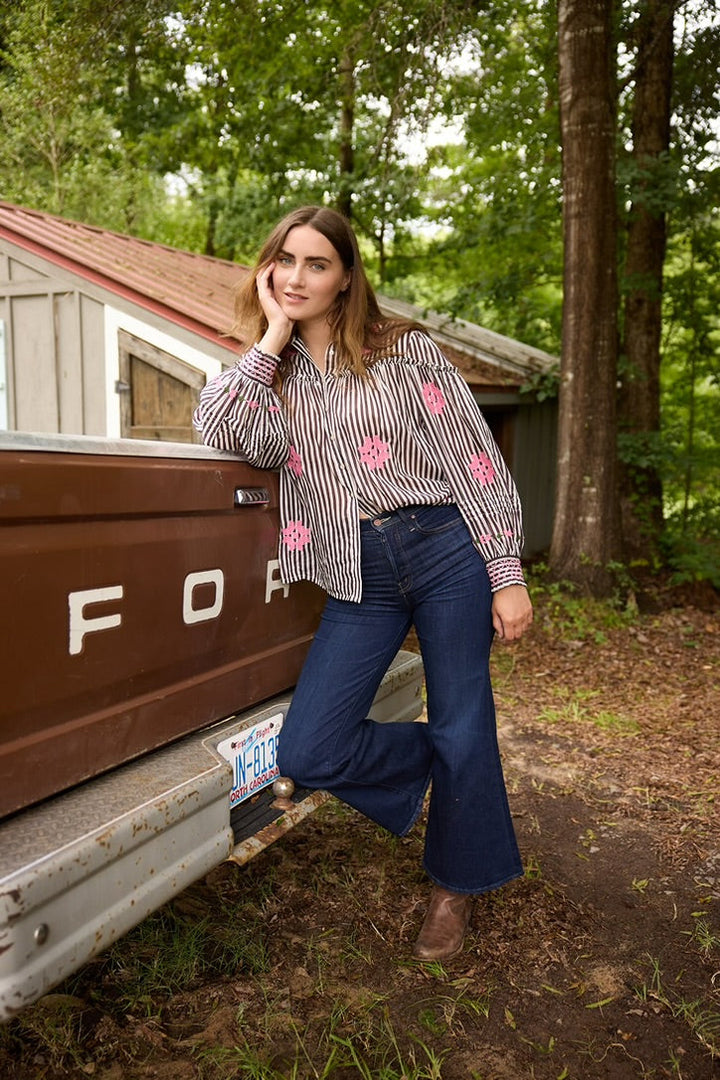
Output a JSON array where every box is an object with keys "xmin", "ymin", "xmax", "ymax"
[
  {"xmin": 337, "ymin": 46, "xmax": 355, "ymax": 220},
  {"xmin": 618, "ymin": 0, "xmax": 674, "ymax": 561},
  {"xmin": 550, "ymin": 0, "xmax": 622, "ymax": 594}
]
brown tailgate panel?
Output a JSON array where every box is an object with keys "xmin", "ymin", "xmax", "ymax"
[{"xmin": 0, "ymin": 448, "xmax": 324, "ymax": 818}]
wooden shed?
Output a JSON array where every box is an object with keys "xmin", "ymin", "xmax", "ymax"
[{"xmin": 0, "ymin": 201, "xmax": 557, "ymax": 553}]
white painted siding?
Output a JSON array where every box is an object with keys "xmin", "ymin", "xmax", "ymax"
[{"xmin": 0, "ymin": 320, "xmax": 7, "ymax": 430}]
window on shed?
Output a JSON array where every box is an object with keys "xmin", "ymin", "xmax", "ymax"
[{"xmin": 117, "ymin": 331, "xmax": 205, "ymax": 443}]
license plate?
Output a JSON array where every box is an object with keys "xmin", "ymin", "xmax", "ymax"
[{"xmin": 216, "ymin": 713, "xmax": 284, "ymax": 806}]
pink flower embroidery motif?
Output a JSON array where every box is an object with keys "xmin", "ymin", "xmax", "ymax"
[
  {"xmin": 281, "ymin": 520, "xmax": 311, "ymax": 552},
  {"xmin": 247, "ymin": 399, "xmax": 260, "ymax": 409},
  {"xmin": 268, "ymin": 405, "xmax": 280, "ymax": 413},
  {"xmin": 469, "ymin": 452, "xmax": 496, "ymax": 486},
  {"xmin": 422, "ymin": 382, "xmax": 446, "ymax": 415},
  {"xmin": 287, "ymin": 445, "xmax": 303, "ymax": 477},
  {"xmin": 358, "ymin": 435, "xmax": 391, "ymax": 471},
  {"xmin": 227, "ymin": 386, "xmax": 239, "ymax": 401}
]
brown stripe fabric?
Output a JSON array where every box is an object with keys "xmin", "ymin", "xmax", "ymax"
[{"xmin": 194, "ymin": 332, "xmax": 527, "ymax": 602}]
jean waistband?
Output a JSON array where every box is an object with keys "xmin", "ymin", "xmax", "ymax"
[{"xmin": 360, "ymin": 503, "xmax": 453, "ymax": 530}]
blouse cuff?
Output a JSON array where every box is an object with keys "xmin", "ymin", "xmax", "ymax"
[
  {"xmin": 236, "ymin": 344, "xmax": 280, "ymax": 386},
  {"xmin": 486, "ymin": 557, "xmax": 527, "ymax": 592}
]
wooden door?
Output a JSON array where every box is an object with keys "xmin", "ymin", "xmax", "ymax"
[{"xmin": 118, "ymin": 331, "xmax": 205, "ymax": 442}]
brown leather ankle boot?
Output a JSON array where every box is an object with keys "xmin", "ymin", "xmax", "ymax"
[{"xmin": 412, "ymin": 885, "xmax": 473, "ymax": 961}]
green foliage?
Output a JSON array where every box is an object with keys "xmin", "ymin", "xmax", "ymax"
[
  {"xmin": 174, "ymin": 0, "xmax": 474, "ymax": 260},
  {"xmin": 519, "ymin": 365, "xmax": 560, "ymax": 402},
  {"xmin": 661, "ymin": 519, "xmax": 720, "ymax": 590},
  {"xmin": 659, "ymin": 199, "xmax": 720, "ymax": 586},
  {"xmin": 682, "ymin": 916, "xmax": 720, "ymax": 960},
  {"xmin": 650, "ymin": 8, "xmax": 720, "ymax": 584},
  {"xmin": 0, "ymin": 0, "xmax": 111, "ymax": 214},
  {"xmin": 0, "ymin": 0, "xmax": 187, "ymax": 228},
  {"xmin": 617, "ymin": 150, "xmax": 681, "ymax": 226},
  {"xmin": 617, "ymin": 430, "xmax": 669, "ymax": 473},
  {"xmin": 527, "ymin": 562, "xmax": 638, "ymax": 643},
  {"xmin": 410, "ymin": 0, "xmax": 563, "ymax": 352}
]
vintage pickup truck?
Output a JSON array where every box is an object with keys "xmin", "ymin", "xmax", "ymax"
[{"xmin": 0, "ymin": 432, "xmax": 424, "ymax": 1021}]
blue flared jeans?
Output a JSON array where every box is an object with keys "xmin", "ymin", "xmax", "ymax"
[{"xmin": 277, "ymin": 504, "xmax": 522, "ymax": 895}]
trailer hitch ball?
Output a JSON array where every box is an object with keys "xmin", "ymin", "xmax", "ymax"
[{"xmin": 272, "ymin": 776, "xmax": 295, "ymax": 800}]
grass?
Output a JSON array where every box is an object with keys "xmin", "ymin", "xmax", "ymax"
[
  {"xmin": 0, "ymin": 994, "xmax": 89, "ymax": 1074},
  {"xmin": 526, "ymin": 564, "xmax": 639, "ymax": 644},
  {"xmin": 0, "ymin": 898, "xmax": 275, "ymax": 1073},
  {"xmin": 416, "ymin": 985, "xmax": 492, "ymax": 1036},
  {"xmin": 4, "ymin": 814, "xmax": 719, "ymax": 1080},
  {"xmin": 635, "ymin": 955, "xmax": 720, "ymax": 1060},
  {"xmin": 192, "ymin": 1003, "xmax": 449, "ymax": 1079},
  {"xmin": 104, "ymin": 901, "xmax": 271, "ymax": 1017},
  {"xmin": 537, "ymin": 693, "xmax": 639, "ymax": 734},
  {"xmin": 683, "ymin": 915, "xmax": 720, "ymax": 959}
]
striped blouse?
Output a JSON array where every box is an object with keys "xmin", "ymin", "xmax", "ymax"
[{"xmin": 193, "ymin": 330, "xmax": 527, "ymax": 602}]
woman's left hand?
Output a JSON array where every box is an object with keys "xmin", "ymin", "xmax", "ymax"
[{"xmin": 492, "ymin": 584, "xmax": 533, "ymax": 642}]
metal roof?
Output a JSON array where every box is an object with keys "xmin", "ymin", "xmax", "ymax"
[
  {"xmin": 378, "ymin": 297, "xmax": 557, "ymax": 386},
  {"xmin": 0, "ymin": 201, "xmax": 241, "ymax": 350},
  {"xmin": 0, "ymin": 201, "xmax": 556, "ymax": 385}
]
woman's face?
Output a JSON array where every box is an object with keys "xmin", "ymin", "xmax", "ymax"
[{"xmin": 269, "ymin": 225, "xmax": 351, "ymax": 327}]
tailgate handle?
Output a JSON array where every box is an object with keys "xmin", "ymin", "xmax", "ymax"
[{"xmin": 234, "ymin": 487, "xmax": 270, "ymax": 507}]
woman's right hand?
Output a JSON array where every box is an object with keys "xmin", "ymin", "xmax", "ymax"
[{"xmin": 257, "ymin": 263, "xmax": 294, "ymax": 356}]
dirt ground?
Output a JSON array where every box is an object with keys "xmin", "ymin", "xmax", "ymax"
[{"xmin": 2, "ymin": 583, "xmax": 719, "ymax": 1079}]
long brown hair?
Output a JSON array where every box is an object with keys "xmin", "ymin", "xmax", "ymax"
[{"xmin": 232, "ymin": 206, "xmax": 417, "ymax": 376}]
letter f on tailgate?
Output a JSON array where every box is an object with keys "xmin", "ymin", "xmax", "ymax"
[{"xmin": 68, "ymin": 586, "xmax": 123, "ymax": 655}]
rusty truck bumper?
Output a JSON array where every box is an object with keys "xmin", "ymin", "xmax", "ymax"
[{"xmin": 0, "ymin": 649, "xmax": 423, "ymax": 1021}]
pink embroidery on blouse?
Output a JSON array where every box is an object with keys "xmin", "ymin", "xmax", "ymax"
[
  {"xmin": 469, "ymin": 452, "xmax": 496, "ymax": 486},
  {"xmin": 269, "ymin": 405, "xmax": 280, "ymax": 413},
  {"xmin": 247, "ymin": 399, "xmax": 260, "ymax": 409},
  {"xmin": 358, "ymin": 435, "xmax": 390, "ymax": 471},
  {"xmin": 281, "ymin": 521, "xmax": 311, "ymax": 551},
  {"xmin": 287, "ymin": 446, "xmax": 303, "ymax": 477},
  {"xmin": 422, "ymin": 382, "xmax": 446, "ymax": 415},
  {"xmin": 227, "ymin": 386, "xmax": 239, "ymax": 401}
]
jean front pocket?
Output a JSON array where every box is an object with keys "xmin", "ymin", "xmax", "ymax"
[{"xmin": 405, "ymin": 503, "xmax": 463, "ymax": 536}]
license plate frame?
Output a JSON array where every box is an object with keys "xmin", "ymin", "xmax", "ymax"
[{"xmin": 216, "ymin": 712, "xmax": 284, "ymax": 806}]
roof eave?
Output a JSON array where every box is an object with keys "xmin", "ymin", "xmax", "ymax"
[{"xmin": 378, "ymin": 295, "xmax": 557, "ymax": 378}]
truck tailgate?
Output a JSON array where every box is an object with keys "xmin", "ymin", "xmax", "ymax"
[{"xmin": 0, "ymin": 434, "xmax": 325, "ymax": 817}]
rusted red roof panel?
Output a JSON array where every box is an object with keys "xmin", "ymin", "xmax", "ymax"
[{"xmin": 0, "ymin": 201, "xmax": 249, "ymax": 350}]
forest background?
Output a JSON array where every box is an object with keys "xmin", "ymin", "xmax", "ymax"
[{"xmin": 0, "ymin": 0, "xmax": 717, "ymax": 598}]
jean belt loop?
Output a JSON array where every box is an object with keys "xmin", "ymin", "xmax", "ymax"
[{"xmin": 395, "ymin": 505, "xmax": 418, "ymax": 530}]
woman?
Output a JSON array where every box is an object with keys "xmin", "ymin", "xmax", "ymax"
[{"xmin": 194, "ymin": 205, "xmax": 533, "ymax": 961}]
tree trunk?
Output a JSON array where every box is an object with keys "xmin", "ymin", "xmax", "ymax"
[
  {"xmin": 337, "ymin": 47, "xmax": 355, "ymax": 219},
  {"xmin": 550, "ymin": 0, "xmax": 621, "ymax": 594},
  {"xmin": 618, "ymin": 0, "xmax": 674, "ymax": 561}
]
